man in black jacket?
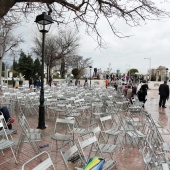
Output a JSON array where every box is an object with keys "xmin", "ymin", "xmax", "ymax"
[
  {"xmin": 137, "ymin": 80, "xmax": 149, "ymax": 104},
  {"xmin": 159, "ymin": 81, "xmax": 169, "ymax": 108}
]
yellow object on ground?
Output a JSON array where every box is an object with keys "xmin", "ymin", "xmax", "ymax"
[{"xmin": 84, "ymin": 157, "xmax": 100, "ymax": 170}]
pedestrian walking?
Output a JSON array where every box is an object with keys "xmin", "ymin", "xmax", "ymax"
[
  {"xmin": 84, "ymin": 78, "xmax": 88, "ymax": 88},
  {"xmin": 159, "ymin": 81, "xmax": 169, "ymax": 108},
  {"xmin": 49, "ymin": 75, "xmax": 53, "ymax": 87},
  {"xmin": 137, "ymin": 79, "xmax": 149, "ymax": 107},
  {"xmin": 29, "ymin": 77, "xmax": 33, "ymax": 88},
  {"xmin": 105, "ymin": 79, "xmax": 109, "ymax": 88}
]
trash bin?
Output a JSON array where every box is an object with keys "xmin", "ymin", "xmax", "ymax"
[{"xmin": 19, "ymin": 80, "xmax": 23, "ymax": 86}]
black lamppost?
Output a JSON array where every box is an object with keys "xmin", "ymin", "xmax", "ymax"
[
  {"xmin": 89, "ymin": 66, "xmax": 92, "ymax": 88},
  {"xmin": 35, "ymin": 12, "xmax": 53, "ymax": 129},
  {"xmin": 166, "ymin": 68, "xmax": 169, "ymax": 81}
]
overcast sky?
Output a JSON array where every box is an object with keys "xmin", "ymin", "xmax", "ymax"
[{"xmin": 5, "ymin": 1, "xmax": 170, "ymax": 75}]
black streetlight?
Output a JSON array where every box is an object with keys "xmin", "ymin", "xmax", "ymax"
[
  {"xmin": 166, "ymin": 68, "xmax": 169, "ymax": 81},
  {"xmin": 35, "ymin": 12, "xmax": 53, "ymax": 129},
  {"xmin": 89, "ymin": 66, "xmax": 92, "ymax": 88}
]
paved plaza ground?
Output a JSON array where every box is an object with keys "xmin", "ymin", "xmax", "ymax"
[{"xmin": 0, "ymin": 89, "xmax": 170, "ymax": 170}]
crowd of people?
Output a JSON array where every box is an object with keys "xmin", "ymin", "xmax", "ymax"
[
  {"xmin": 105, "ymin": 73, "xmax": 145, "ymax": 84},
  {"xmin": 28, "ymin": 74, "xmax": 53, "ymax": 89},
  {"xmin": 104, "ymin": 77, "xmax": 149, "ymax": 107}
]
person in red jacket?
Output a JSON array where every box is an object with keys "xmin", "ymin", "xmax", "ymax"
[{"xmin": 105, "ymin": 79, "xmax": 109, "ymax": 88}]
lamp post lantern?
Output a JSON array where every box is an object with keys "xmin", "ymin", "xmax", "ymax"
[
  {"xmin": 144, "ymin": 58, "xmax": 151, "ymax": 81},
  {"xmin": 89, "ymin": 66, "xmax": 92, "ymax": 88},
  {"xmin": 35, "ymin": 12, "xmax": 53, "ymax": 129}
]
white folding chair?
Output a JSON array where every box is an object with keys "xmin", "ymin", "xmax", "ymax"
[
  {"xmin": 74, "ymin": 98, "xmax": 90, "ymax": 121},
  {"xmin": 88, "ymin": 123, "xmax": 118, "ymax": 159},
  {"xmin": 60, "ymin": 141, "xmax": 85, "ymax": 170},
  {"xmin": 0, "ymin": 118, "xmax": 18, "ymax": 165},
  {"xmin": 50, "ymin": 117, "xmax": 75, "ymax": 155},
  {"xmin": 124, "ymin": 116, "xmax": 146, "ymax": 148},
  {"xmin": 22, "ymin": 151, "xmax": 56, "ymax": 170},
  {"xmin": 100, "ymin": 115, "xmax": 122, "ymax": 145},
  {"xmin": 77, "ymin": 134, "xmax": 117, "ymax": 170}
]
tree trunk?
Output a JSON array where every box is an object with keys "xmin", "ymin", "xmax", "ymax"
[
  {"xmin": 0, "ymin": 0, "xmax": 16, "ymax": 18},
  {"xmin": 46, "ymin": 64, "xmax": 49, "ymax": 84},
  {"xmin": 60, "ymin": 57, "xmax": 65, "ymax": 79},
  {"xmin": 0, "ymin": 59, "xmax": 2, "ymax": 89}
]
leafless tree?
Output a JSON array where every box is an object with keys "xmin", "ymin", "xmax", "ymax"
[
  {"xmin": 67, "ymin": 55, "xmax": 92, "ymax": 78},
  {"xmin": 33, "ymin": 28, "xmax": 80, "ymax": 80},
  {"xmin": 0, "ymin": 17, "xmax": 22, "ymax": 87},
  {"xmin": 56, "ymin": 29, "xmax": 80, "ymax": 78},
  {"xmin": 0, "ymin": 1, "xmax": 169, "ymax": 44}
]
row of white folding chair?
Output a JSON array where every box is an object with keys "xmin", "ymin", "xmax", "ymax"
[
  {"xmin": 145, "ymin": 112, "xmax": 170, "ymax": 162},
  {"xmin": 50, "ymin": 115, "xmax": 120, "ymax": 154},
  {"xmin": 0, "ymin": 92, "xmax": 13, "ymax": 109},
  {"xmin": 142, "ymin": 143, "xmax": 170, "ymax": 170},
  {"xmin": 17, "ymin": 95, "xmax": 37, "ymax": 115}
]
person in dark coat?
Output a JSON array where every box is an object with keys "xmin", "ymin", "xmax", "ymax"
[
  {"xmin": 34, "ymin": 74, "xmax": 38, "ymax": 88},
  {"xmin": 29, "ymin": 77, "xmax": 33, "ymax": 88},
  {"xmin": 137, "ymin": 80, "xmax": 149, "ymax": 105},
  {"xmin": 49, "ymin": 75, "xmax": 53, "ymax": 87},
  {"xmin": 159, "ymin": 81, "xmax": 169, "ymax": 108}
]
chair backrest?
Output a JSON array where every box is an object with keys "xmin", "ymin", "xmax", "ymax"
[
  {"xmin": 74, "ymin": 99, "xmax": 81, "ymax": 108},
  {"xmin": 100, "ymin": 115, "xmax": 116, "ymax": 131},
  {"xmin": 60, "ymin": 141, "xmax": 85, "ymax": 170},
  {"xmin": 88, "ymin": 123, "xmax": 106, "ymax": 142},
  {"xmin": 78, "ymin": 135, "xmax": 103, "ymax": 162},
  {"xmin": 54, "ymin": 117, "xmax": 75, "ymax": 134},
  {"xmin": 22, "ymin": 151, "xmax": 56, "ymax": 170}
]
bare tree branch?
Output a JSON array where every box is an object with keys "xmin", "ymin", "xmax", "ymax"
[{"xmin": 0, "ymin": 0, "xmax": 169, "ymax": 43}]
